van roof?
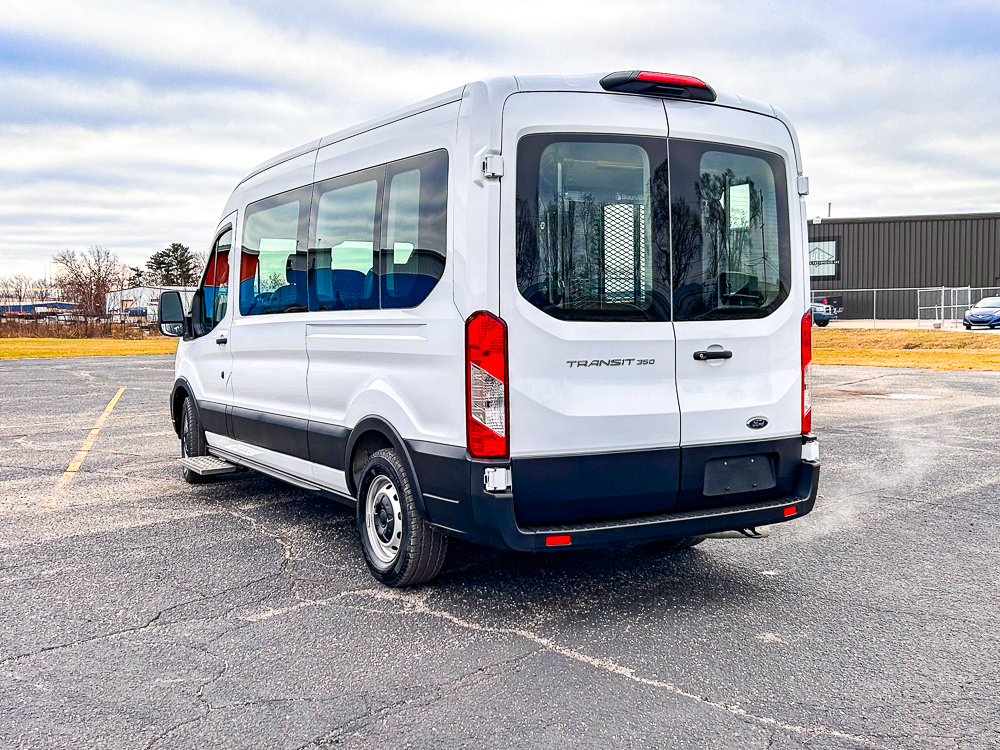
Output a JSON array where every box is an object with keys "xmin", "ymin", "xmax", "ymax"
[{"xmin": 238, "ymin": 72, "xmax": 788, "ymax": 186}]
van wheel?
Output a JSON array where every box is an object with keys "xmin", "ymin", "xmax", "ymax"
[
  {"xmin": 180, "ymin": 397, "xmax": 211, "ymax": 485},
  {"xmin": 356, "ymin": 448, "xmax": 447, "ymax": 587},
  {"xmin": 646, "ymin": 536, "xmax": 704, "ymax": 552}
]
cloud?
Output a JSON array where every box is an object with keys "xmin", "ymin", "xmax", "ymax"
[{"xmin": 1, "ymin": 0, "xmax": 998, "ymax": 276}]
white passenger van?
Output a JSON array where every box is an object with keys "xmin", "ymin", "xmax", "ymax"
[{"xmin": 159, "ymin": 71, "xmax": 820, "ymax": 587}]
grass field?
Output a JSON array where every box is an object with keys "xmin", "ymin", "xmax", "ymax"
[
  {"xmin": 1, "ymin": 330, "xmax": 998, "ymax": 370},
  {"xmin": 813, "ymin": 329, "xmax": 1000, "ymax": 370},
  {"xmin": 0, "ymin": 338, "xmax": 178, "ymax": 359}
]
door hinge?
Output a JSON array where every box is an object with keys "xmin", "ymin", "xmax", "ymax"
[
  {"xmin": 797, "ymin": 175, "xmax": 810, "ymax": 196},
  {"xmin": 482, "ymin": 154, "xmax": 504, "ymax": 179}
]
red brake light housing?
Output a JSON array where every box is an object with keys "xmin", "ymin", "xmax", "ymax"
[
  {"xmin": 466, "ymin": 311, "xmax": 509, "ymax": 459},
  {"xmin": 599, "ymin": 71, "xmax": 717, "ymax": 102},
  {"xmin": 801, "ymin": 310, "xmax": 812, "ymax": 433}
]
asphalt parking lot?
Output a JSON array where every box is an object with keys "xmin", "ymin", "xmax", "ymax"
[{"xmin": 1, "ymin": 357, "xmax": 998, "ymax": 749}]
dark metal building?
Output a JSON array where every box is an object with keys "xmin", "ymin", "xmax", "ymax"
[{"xmin": 807, "ymin": 212, "xmax": 1000, "ymax": 319}]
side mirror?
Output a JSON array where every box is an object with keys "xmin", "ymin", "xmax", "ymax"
[{"xmin": 158, "ymin": 291, "xmax": 185, "ymax": 337}]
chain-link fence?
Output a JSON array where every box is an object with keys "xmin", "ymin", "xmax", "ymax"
[{"xmin": 812, "ymin": 287, "xmax": 1000, "ymax": 327}]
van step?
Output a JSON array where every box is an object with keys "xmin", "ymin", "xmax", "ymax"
[{"xmin": 179, "ymin": 455, "xmax": 240, "ymax": 476}]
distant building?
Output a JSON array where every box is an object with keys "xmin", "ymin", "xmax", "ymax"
[
  {"xmin": 105, "ymin": 286, "xmax": 196, "ymax": 323},
  {"xmin": 808, "ymin": 212, "xmax": 1000, "ymax": 319}
]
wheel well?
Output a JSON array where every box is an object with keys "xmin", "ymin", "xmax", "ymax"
[
  {"xmin": 171, "ymin": 385, "xmax": 189, "ymax": 438},
  {"xmin": 349, "ymin": 430, "xmax": 393, "ymax": 493}
]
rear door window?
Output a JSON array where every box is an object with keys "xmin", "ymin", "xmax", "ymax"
[
  {"xmin": 239, "ymin": 187, "xmax": 310, "ymax": 316},
  {"xmin": 516, "ymin": 135, "xmax": 671, "ymax": 321},
  {"xmin": 669, "ymin": 141, "xmax": 790, "ymax": 320}
]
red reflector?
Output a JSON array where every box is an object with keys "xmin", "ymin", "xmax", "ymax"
[
  {"xmin": 783, "ymin": 506, "xmax": 797, "ymax": 517},
  {"xmin": 545, "ymin": 535, "xmax": 572, "ymax": 547}
]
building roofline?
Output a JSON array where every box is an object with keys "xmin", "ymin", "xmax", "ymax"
[{"xmin": 809, "ymin": 211, "xmax": 1000, "ymax": 225}]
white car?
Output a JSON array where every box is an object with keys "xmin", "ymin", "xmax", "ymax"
[{"xmin": 158, "ymin": 71, "xmax": 820, "ymax": 586}]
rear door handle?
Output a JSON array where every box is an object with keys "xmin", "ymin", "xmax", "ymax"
[
  {"xmin": 216, "ymin": 336, "xmax": 228, "ymax": 345},
  {"xmin": 693, "ymin": 350, "xmax": 732, "ymax": 361}
]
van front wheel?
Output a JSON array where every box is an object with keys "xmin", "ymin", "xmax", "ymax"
[
  {"xmin": 356, "ymin": 448, "xmax": 447, "ymax": 587},
  {"xmin": 180, "ymin": 397, "xmax": 212, "ymax": 485}
]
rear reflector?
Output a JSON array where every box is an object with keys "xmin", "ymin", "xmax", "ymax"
[
  {"xmin": 783, "ymin": 506, "xmax": 797, "ymax": 517},
  {"xmin": 546, "ymin": 535, "xmax": 572, "ymax": 546},
  {"xmin": 600, "ymin": 70, "xmax": 716, "ymax": 102}
]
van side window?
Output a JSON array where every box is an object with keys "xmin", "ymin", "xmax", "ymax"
[
  {"xmin": 239, "ymin": 187, "xmax": 310, "ymax": 316},
  {"xmin": 199, "ymin": 228, "xmax": 231, "ymax": 333},
  {"xmin": 380, "ymin": 149, "xmax": 448, "ymax": 309},
  {"xmin": 308, "ymin": 169, "xmax": 381, "ymax": 311},
  {"xmin": 515, "ymin": 135, "xmax": 671, "ymax": 321},
  {"xmin": 669, "ymin": 141, "xmax": 790, "ymax": 320}
]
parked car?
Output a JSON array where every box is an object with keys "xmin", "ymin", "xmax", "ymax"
[
  {"xmin": 158, "ymin": 70, "xmax": 820, "ymax": 587},
  {"xmin": 811, "ymin": 301, "xmax": 837, "ymax": 327},
  {"xmin": 963, "ymin": 297, "xmax": 1000, "ymax": 329}
]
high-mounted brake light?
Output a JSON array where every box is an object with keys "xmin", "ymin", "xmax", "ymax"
[
  {"xmin": 802, "ymin": 310, "xmax": 812, "ymax": 433},
  {"xmin": 466, "ymin": 311, "xmax": 509, "ymax": 459},
  {"xmin": 599, "ymin": 70, "xmax": 717, "ymax": 102}
]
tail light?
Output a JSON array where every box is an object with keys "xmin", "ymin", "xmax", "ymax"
[
  {"xmin": 466, "ymin": 311, "xmax": 508, "ymax": 459},
  {"xmin": 801, "ymin": 310, "xmax": 812, "ymax": 433}
]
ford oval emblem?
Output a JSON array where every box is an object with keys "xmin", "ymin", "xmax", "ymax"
[{"xmin": 746, "ymin": 417, "xmax": 768, "ymax": 430}]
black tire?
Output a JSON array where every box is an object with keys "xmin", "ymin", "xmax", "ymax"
[
  {"xmin": 816, "ymin": 319, "xmax": 829, "ymax": 327},
  {"xmin": 645, "ymin": 536, "xmax": 705, "ymax": 553},
  {"xmin": 965, "ymin": 324, "xmax": 972, "ymax": 330},
  {"xmin": 356, "ymin": 448, "xmax": 447, "ymax": 587},
  {"xmin": 180, "ymin": 397, "xmax": 212, "ymax": 484}
]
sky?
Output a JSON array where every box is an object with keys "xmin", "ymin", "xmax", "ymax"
[{"xmin": 2, "ymin": 0, "xmax": 1000, "ymax": 278}]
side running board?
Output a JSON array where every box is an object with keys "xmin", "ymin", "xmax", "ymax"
[{"xmin": 179, "ymin": 455, "xmax": 241, "ymax": 476}]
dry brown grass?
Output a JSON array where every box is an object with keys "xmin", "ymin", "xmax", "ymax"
[
  {"xmin": 0, "ymin": 338, "xmax": 178, "ymax": 359},
  {"xmin": 813, "ymin": 328, "xmax": 1000, "ymax": 370}
]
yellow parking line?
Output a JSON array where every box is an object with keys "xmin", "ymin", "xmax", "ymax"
[{"xmin": 44, "ymin": 387, "xmax": 126, "ymax": 508}]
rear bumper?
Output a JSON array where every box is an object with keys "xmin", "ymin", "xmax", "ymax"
[
  {"xmin": 470, "ymin": 460, "xmax": 818, "ymax": 552},
  {"xmin": 407, "ymin": 438, "xmax": 820, "ymax": 552}
]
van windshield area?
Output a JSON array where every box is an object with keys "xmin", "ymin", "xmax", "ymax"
[{"xmin": 515, "ymin": 135, "xmax": 790, "ymax": 322}]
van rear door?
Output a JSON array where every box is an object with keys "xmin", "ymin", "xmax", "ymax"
[
  {"xmin": 500, "ymin": 92, "xmax": 680, "ymax": 526},
  {"xmin": 664, "ymin": 105, "xmax": 805, "ymax": 511}
]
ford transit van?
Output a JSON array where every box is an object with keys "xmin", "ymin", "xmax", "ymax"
[{"xmin": 159, "ymin": 71, "xmax": 820, "ymax": 586}]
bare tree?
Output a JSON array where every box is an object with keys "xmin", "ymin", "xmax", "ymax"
[
  {"xmin": 31, "ymin": 276, "xmax": 51, "ymax": 302},
  {"xmin": 8, "ymin": 274, "xmax": 31, "ymax": 308},
  {"xmin": 53, "ymin": 246, "xmax": 124, "ymax": 318}
]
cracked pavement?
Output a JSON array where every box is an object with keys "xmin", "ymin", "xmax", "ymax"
[{"xmin": 1, "ymin": 356, "xmax": 998, "ymax": 749}]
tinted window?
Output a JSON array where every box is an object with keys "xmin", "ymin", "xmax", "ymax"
[
  {"xmin": 199, "ymin": 228, "xmax": 231, "ymax": 333},
  {"xmin": 308, "ymin": 169, "xmax": 381, "ymax": 311},
  {"xmin": 380, "ymin": 149, "xmax": 448, "ymax": 309},
  {"xmin": 670, "ymin": 141, "xmax": 790, "ymax": 320},
  {"xmin": 239, "ymin": 187, "xmax": 310, "ymax": 316},
  {"xmin": 516, "ymin": 135, "xmax": 671, "ymax": 321}
]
